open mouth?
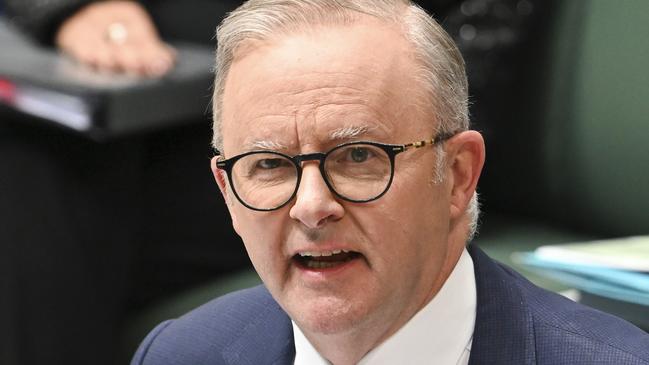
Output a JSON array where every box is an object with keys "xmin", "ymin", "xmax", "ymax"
[{"xmin": 293, "ymin": 250, "xmax": 362, "ymax": 270}]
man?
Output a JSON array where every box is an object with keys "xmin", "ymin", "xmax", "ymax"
[{"xmin": 132, "ymin": 1, "xmax": 649, "ymax": 364}]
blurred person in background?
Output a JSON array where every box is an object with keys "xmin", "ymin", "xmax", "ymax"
[{"xmin": 1, "ymin": 1, "xmax": 247, "ymax": 364}]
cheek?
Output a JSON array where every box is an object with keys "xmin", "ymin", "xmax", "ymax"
[
  {"xmin": 361, "ymin": 181, "xmax": 449, "ymax": 268},
  {"xmin": 379, "ymin": 177, "xmax": 449, "ymax": 233},
  {"xmin": 233, "ymin": 208, "xmax": 288, "ymax": 278}
]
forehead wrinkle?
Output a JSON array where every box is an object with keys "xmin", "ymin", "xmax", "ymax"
[
  {"xmin": 266, "ymin": 69, "xmax": 378, "ymax": 104},
  {"xmin": 272, "ymin": 85, "xmax": 368, "ymax": 110}
]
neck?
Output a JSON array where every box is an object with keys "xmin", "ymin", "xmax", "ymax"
[{"xmin": 304, "ymin": 324, "xmax": 382, "ymax": 365}]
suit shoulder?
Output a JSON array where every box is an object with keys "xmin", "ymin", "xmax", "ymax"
[
  {"xmin": 184, "ymin": 284, "xmax": 279, "ymax": 321},
  {"xmin": 504, "ymin": 264, "xmax": 649, "ymax": 364},
  {"xmin": 131, "ymin": 285, "xmax": 292, "ymax": 365}
]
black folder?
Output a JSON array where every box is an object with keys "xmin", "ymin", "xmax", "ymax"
[{"xmin": 0, "ymin": 17, "xmax": 215, "ymax": 140}]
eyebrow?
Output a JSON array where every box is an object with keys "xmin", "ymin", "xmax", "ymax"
[
  {"xmin": 244, "ymin": 139, "xmax": 288, "ymax": 151},
  {"xmin": 242, "ymin": 124, "xmax": 377, "ymax": 152},
  {"xmin": 329, "ymin": 125, "xmax": 377, "ymax": 141}
]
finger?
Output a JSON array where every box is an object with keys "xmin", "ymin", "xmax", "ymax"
[
  {"xmin": 141, "ymin": 43, "xmax": 176, "ymax": 77},
  {"xmin": 72, "ymin": 46, "xmax": 102, "ymax": 70},
  {"xmin": 113, "ymin": 45, "xmax": 147, "ymax": 76},
  {"xmin": 166, "ymin": 44, "xmax": 178, "ymax": 60},
  {"xmin": 58, "ymin": 28, "xmax": 113, "ymax": 72},
  {"xmin": 147, "ymin": 58, "xmax": 173, "ymax": 77},
  {"xmin": 94, "ymin": 46, "xmax": 119, "ymax": 73}
]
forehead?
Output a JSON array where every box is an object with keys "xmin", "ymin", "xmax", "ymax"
[{"xmin": 221, "ymin": 19, "xmax": 433, "ymax": 153}]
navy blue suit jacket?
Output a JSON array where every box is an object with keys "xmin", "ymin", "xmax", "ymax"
[{"xmin": 132, "ymin": 245, "xmax": 649, "ymax": 364}]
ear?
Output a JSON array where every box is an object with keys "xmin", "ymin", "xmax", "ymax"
[
  {"xmin": 211, "ymin": 156, "xmax": 229, "ymax": 200},
  {"xmin": 444, "ymin": 131, "xmax": 485, "ymax": 220},
  {"xmin": 211, "ymin": 156, "xmax": 239, "ymax": 231}
]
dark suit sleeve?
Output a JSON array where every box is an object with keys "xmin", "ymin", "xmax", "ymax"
[
  {"xmin": 3, "ymin": 0, "xmax": 94, "ymax": 44},
  {"xmin": 131, "ymin": 320, "xmax": 174, "ymax": 365}
]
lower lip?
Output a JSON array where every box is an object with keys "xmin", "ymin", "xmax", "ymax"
[{"xmin": 293, "ymin": 256, "xmax": 364, "ymax": 280}]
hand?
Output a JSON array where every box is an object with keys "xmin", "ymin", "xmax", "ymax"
[{"xmin": 55, "ymin": 1, "xmax": 176, "ymax": 77}]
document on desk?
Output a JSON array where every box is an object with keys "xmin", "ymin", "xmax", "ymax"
[
  {"xmin": 513, "ymin": 236, "xmax": 649, "ymax": 305},
  {"xmin": 534, "ymin": 236, "xmax": 649, "ymax": 272},
  {"xmin": 0, "ymin": 17, "xmax": 214, "ymax": 140}
]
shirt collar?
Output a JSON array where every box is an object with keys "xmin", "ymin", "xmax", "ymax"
[{"xmin": 293, "ymin": 248, "xmax": 477, "ymax": 364}]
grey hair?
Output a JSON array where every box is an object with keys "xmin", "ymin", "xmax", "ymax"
[{"xmin": 211, "ymin": 0, "xmax": 479, "ymax": 240}]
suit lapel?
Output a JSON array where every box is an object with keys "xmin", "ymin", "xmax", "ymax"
[
  {"xmin": 222, "ymin": 288, "xmax": 295, "ymax": 365},
  {"xmin": 468, "ymin": 245, "xmax": 537, "ymax": 365}
]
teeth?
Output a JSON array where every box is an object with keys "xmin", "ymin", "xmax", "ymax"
[{"xmin": 298, "ymin": 249, "xmax": 345, "ymax": 257}]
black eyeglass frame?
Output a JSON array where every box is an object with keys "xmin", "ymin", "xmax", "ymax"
[{"xmin": 215, "ymin": 131, "xmax": 458, "ymax": 211}]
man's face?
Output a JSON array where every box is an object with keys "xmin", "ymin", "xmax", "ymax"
[{"xmin": 216, "ymin": 20, "xmax": 457, "ymax": 341}]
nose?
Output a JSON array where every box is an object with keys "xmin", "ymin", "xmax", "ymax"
[{"xmin": 289, "ymin": 163, "xmax": 344, "ymax": 229}]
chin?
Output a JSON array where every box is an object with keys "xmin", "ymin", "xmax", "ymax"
[{"xmin": 289, "ymin": 295, "xmax": 371, "ymax": 335}]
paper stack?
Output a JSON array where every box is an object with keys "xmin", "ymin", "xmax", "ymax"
[{"xmin": 513, "ymin": 236, "xmax": 649, "ymax": 330}]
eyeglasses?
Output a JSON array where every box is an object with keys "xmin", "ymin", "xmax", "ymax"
[{"xmin": 215, "ymin": 132, "xmax": 456, "ymax": 211}]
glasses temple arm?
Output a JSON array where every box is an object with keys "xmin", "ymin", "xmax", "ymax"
[{"xmin": 402, "ymin": 131, "xmax": 459, "ymax": 150}]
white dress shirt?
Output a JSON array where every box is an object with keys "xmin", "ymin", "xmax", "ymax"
[{"xmin": 293, "ymin": 248, "xmax": 477, "ymax": 365}]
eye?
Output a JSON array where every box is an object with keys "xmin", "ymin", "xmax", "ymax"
[
  {"xmin": 349, "ymin": 147, "xmax": 372, "ymax": 162},
  {"xmin": 257, "ymin": 158, "xmax": 285, "ymax": 169}
]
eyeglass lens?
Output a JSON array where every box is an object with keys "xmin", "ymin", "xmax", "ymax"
[{"xmin": 230, "ymin": 144, "xmax": 392, "ymax": 210}]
